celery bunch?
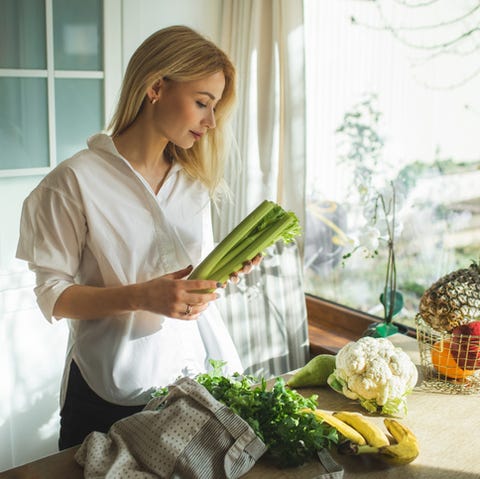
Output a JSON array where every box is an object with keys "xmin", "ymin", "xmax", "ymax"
[{"xmin": 189, "ymin": 200, "xmax": 301, "ymax": 283}]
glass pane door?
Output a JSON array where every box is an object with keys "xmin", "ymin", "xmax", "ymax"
[
  {"xmin": 53, "ymin": 0, "xmax": 103, "ymax": 71},
  {"xmin": 0, "ymin": 0, "xmax": 46, "ymax": 69},
  {"xmin": 0, "ymin": 77, "xmax": 49, "ymax": 169},
  {"xmin": 0, "ymin": 0, "xmax": 104, "ymax": 175}
]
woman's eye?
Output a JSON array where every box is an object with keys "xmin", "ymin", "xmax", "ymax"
[{"xmin": 196, "ymin": 101, "xmax": 207, "ymax": 108}]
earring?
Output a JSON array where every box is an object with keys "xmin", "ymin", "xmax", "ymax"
[{"xmin": 151, "ymin": 98, "xmax": 158, "ymax": 105}]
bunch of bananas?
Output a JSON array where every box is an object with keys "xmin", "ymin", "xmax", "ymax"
[{"xmin": 305, "ymin": 409, "xmax": 419, "ymax": 465}]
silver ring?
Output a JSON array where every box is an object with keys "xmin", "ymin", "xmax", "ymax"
[{"xmin": 184, "ymin": 304, "xmax": 192, "ymax": 316}]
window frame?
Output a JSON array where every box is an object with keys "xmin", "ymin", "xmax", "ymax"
[
  {"xmin": 305, "ymin": 0, "xmax": 478, "ymax": 347},
  {"xmin": 0, "ymin": 0, "xmax": 121, "ymax": 177},
  {"xmin": 305, "ymin": 294, "xmax": 416, "ymax": 356}
]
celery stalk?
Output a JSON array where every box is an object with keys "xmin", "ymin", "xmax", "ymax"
[
  {"xmin": 207, "ymin": 227, "xmax": 265, "ymax": 272},
  {"xmin": 189, "ymin": 200, "xmax": 276, "ymax": 280},
  {"xmin": 206, "ymin": 214, "xmax": 297, "ymax": 283},
  {"xmin": 189, "ymin": 200, "xmax": 301, "ymax": 284}
]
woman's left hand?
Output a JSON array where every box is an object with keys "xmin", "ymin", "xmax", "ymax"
[{"xmin": 228, "ymin": 253, "xmax": 263, "ymax": 284}]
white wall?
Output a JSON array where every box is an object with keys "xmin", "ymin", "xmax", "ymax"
[
  {"xmin": 121, "ymin": 0, "xmax": 222, "ymax": 65},
  {"xmin": 0, "ymin": 0, "xmax": 223, "ymax": 471},
  {"xmin": 0, "ymin": 175, "xmax": 64, "ymax": 470}
]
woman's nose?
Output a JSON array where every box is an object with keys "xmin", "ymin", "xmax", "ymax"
[{"xmin": 203, "ymin": 108, "xmax": 216, "ymax": 129}]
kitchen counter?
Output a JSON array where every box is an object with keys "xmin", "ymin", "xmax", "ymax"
[
  {"xmin": 1, "ymin": 334, "xmax": 479, "ymax": 479},
  {"xmin": 244, "ymin": 333, "xmax": 480, "ymax": 478}
]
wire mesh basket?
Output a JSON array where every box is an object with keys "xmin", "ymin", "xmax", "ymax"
[{"xmin": 415, "ymin": 314, "xmax": 480, "ymax": 394}]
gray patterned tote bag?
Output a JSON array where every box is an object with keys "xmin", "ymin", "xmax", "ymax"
[{"xmin": 75, "ymin": 377, "xmax": 267, "ymax": 479}]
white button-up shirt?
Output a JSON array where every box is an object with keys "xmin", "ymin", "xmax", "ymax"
[{"xmin": 16, "ymin": 133, "xmax": 242, "ymax": 406}]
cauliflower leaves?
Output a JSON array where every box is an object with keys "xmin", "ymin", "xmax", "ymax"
[{"xmin": 327, "ymin": 337, "xmax": 418, "ymax": 417}]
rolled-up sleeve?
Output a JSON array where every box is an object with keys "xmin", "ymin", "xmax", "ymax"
[
  {"xmin": 31, "ymin": 269, "xmax": 75, "ymax": 322},
  {"xmin": 16, "ymin": 182, "xmax": 87, "ymax": 322}
]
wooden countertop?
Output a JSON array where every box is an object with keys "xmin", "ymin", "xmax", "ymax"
[{"xmin": 1, "ymin": 334, "xmax": 479, "ymax": 479}]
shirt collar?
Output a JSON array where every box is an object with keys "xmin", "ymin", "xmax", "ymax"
[{"xmin": 87, "ymin": 133, "xmax": 183, "ymax": 176}]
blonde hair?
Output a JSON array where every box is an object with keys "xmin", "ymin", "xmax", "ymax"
[{"xmin": 108, "ymin": 25, "xmax": 236, "ymax": 197}]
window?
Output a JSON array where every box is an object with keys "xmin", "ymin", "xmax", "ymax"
[
  {"xmin": 0, "ymin": 0, "xmax": 105, "ymax": 176},
  {"xmin": 304, "ymin": 0, "xmax": 480, "ymax": 329}
]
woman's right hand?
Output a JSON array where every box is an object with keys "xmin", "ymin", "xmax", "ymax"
[{"xmin": 139, "ymin": 265, "xmax": 221, "ymax": 319}]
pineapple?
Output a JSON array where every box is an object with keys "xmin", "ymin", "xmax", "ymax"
[{"xmin": 419, "ymin": 261, "xmax": 480, "ymax": 332}]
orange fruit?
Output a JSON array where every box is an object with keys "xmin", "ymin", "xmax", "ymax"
[{"xmin": 430, "ymin": 340, "xmax": 476, "ymax": 379}]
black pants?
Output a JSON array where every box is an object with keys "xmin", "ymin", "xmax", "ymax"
[{"xmin": 58, "ymin": 361, "xmax": 146, "ymax": 450}]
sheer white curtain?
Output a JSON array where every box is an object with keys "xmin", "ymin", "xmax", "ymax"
[
  {"xmin": 214, "ymin": 1, "xmax": 310, "ymax": 377},
  {"xmin": 215, "ymin": 0, "xmax": 306, "ymax": 253}
]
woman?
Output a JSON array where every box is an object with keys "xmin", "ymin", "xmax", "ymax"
[{"xmin": 16, "ymin": 25, "xmax": 258, "ymax": 449}]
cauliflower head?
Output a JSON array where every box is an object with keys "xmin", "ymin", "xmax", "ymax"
[{"xmin": 327, "ymin": 337, "xmax": 418, "ymax": 416}]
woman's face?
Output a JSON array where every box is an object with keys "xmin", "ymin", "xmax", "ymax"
[{"xmin": 152, "ymin": 71, "xmax": 225, "ymax": 149}]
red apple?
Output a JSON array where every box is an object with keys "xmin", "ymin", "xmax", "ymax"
[{"xmin": 450, "ymin": 321, "xmax": 480, "ymax": 370}]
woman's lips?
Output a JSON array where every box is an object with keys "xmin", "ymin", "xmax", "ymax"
[{"xmin": 190, "ymin": 131, "xmax": 203, "ymax": 141}]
